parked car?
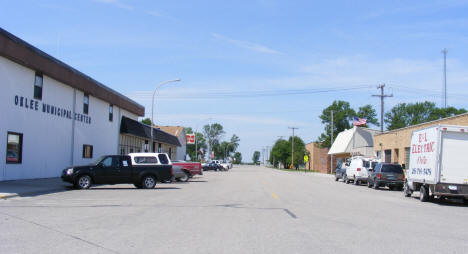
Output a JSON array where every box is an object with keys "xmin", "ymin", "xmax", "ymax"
[
  {"xmin": 220, "ymin": 160, "xmax": 232, "ymax": 171},
  {"xmin": 334, "ymin": 162, "xmax": 347, "ymax": 181},
  {"xmin": 367, "ymin": 163, "xmax": 404, "ymax": 190},
  {"xmin": 344, "ymin": 157, "xmax": 379, "ymax": 185},
  {"xmin": 61, "ymin": 154, "xmax": 173, "ymax": 189},
  {"xmin": 172, "ymin": 160, "xmax": 203, "ymax": 181},
  {"xmin": 404, "ymin": 125, "xmax": 468, "ymax": 202},
  {"xmin": 203, "ymin": 161, "xmax": 223, "ymax": 171}
]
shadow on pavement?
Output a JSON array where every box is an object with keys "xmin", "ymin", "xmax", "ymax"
[
  {"xmin": 90, "ymin": 187, "xmax": 181, "ymax": 190},
  {"xmin": 409, "ymin": 196, "xmax": 468, "ymax": 207},
  {"xmin": 0, "ymin": 178, "xmax": 71, "ymax": 199}
]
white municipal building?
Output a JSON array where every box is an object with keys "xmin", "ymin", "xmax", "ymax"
[{"xmin": 0, "ymin": 28, "xmax": 180, "ymax": 181}]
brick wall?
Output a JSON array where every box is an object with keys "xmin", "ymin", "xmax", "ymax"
[
  {"xmin": 374, "ymin": 114, "xmax": 468, "ymax": 166},
  {"xmin": 305, "ymin": 142, "xmax": 330, "ymax": 173}
]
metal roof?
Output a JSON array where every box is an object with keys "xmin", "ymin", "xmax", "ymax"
[{"xmin": 120, "ymin": 117, "xmax": 181, "ymax": 147}]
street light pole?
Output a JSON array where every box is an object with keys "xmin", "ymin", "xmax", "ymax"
[{"xmin": 151, "ymin": 79, "xmax": 181, "ymax": 152}]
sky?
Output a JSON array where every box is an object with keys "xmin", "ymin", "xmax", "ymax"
[{"xmin": 2, "ymin": 0, "xmax": 468, "ymax": 161}]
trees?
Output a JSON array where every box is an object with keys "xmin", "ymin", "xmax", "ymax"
[
  {"xmin": 270, "ymin": 139, "xmax": 290, "ymax": 168},
  {"xmin": 269, "ymin": 136, "xmax": 306, "ymax": 169},
  {"xmin": 317, "ymin": 101, "xmax": 379, "ymax": 147},
  {"xmin": 317, "ymin": 100, "xmax": 356, "ymax": 148},
  {"xmin": 357, "ymin": 104, "xmax": 379, "ymax": 127},
  {"xmin": 233, "ymin": 152, "xmax": 242, "ymax": 164},
  {"xmin": 252, "ymin": 151, "xmax": 261, "ymax": 165},
  {"xmin": 203, "ymin": 123, "xmax": 225, "ymax": 158},
  {"xmin": 213, "ymin": 134, "xmax": 241, "ymax": 159},
  {"xmin": 384, "ymin": 101, "xmax": 467, "ymax": 130},
  {"xmin": 141, "ymin": 118, "xmax": 152, "ymax": 126},
  {"xmin": 289, "ymin": 136, "xmax": 306, "ymax": 169},
  {"xmin": 185, "ymin": 127, "xmax": 206, "ymax": 161}
]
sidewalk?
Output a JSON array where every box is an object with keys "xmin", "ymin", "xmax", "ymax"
[{"xmin": 0, "ymin": 177, "xmax": 69, "ymax": 199}]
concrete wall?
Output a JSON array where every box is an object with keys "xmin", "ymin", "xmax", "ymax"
[
  {"xmin": 374, "ymin": 114, "xmax": 468, "ymax": 166},
  {"xmin": 0, "ymin": 56, "xmax": 138, "ymax": 181}
]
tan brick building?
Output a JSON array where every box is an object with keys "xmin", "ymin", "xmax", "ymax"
[
  {"xmin": 305, "ymin": 142, "xmax": 330, "ymax": 173},
  {"xmin": 374, "ymin": 113, "xmax": 468, "ymax": 167}
]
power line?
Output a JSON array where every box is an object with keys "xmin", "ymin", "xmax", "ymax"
[{"xmin": 129, "ymin": 85, "xmax": 375, "ymax": 100}]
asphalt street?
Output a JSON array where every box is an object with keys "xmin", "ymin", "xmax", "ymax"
[{"xmin": 1, "ymin": 165, "xmax": 467, "ymax": 254}]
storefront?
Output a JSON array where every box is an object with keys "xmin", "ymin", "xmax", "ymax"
[
  {"xmin": 119, "ymin": 117, "xmax": 181, "ymax": 159},
  {"xmin": 374, "ymin": 113, "xmax": 468, "ymax": 166},
  {"xmin": 0, "ymin": 28, "xmax": 144, "ymax": 181},
  {"xmin": 328, "ymin": 126, "xmax": 380, "ymax": 171}
]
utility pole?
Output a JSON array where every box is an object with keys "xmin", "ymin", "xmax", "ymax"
[
  {"xmin": 442, "ymin": 48, "xmax": 448, "ymax": 108},
  {"xmin": 330, "ymin": 110, "xmax": 334, "ymax": 174},
  {"xmin": 262, "ymin": 147, "xmax": 265, "ymax": 165},
  {"xmin": 265, "ymin": 146, "xmax": 270, "ymax": 166},
  {"xmin": 372, "ymin": 84, "xmax": 393, "ymax": 133},
  {"xmin": 288, "ymin": 127, "xmax": 298, "ymax": 169}
]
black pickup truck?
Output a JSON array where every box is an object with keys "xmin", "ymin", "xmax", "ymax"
[{"xmin": 61, "ymin": 155, "xmax": 172, "ymax": 189}]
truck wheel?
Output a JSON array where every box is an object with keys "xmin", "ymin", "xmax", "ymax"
[
  {"xmin": 335, "ymin": 176, "xmax": 339, "ymax": 181},
  {"xmin": 75, "ymin": 175, "xmax": 92, "ymax": 189},
  {"xmin": 142, "ymin": 175, "xmax": 156, "ymax": 189},
  {"xmin": 179, "ymin": 172, "xmax": 190, "ymax": 182},
  {"xmin": 420, "ymin": 186, "xmax": 429, "ymax": 202},
  {"xmin": 404, "ymin": 182, "xmax": 412, "ymax": 197}
]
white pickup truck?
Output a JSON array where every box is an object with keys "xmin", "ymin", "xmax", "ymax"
[{"xmin": 404, "ymin": 125, "xmax": 468, "ymax": 202}]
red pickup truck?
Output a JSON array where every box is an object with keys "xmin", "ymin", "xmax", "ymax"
[{"xmin": 172, "ymin": 161, "xmax": 203, "ymax": 179}]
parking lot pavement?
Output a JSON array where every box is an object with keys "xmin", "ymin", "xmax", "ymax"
[
  {"xmin": 1, "ymin": 165, "xmax": 467, "ymax": 254},
  {"xmin": 0, "ymin": 177, "xmax": 68, "ymax": 199}
]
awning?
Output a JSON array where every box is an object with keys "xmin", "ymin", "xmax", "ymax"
[
  {"xmin": 120, "ymin": 116, "xmax": 181, "ymax": 147},
  {"xmin": 328, "ymin": 126, "xmax": 377, "ymax": 156}
]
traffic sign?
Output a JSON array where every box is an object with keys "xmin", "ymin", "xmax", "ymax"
[{"xmin": 186, "ymin": 134, "xmax": 195, "ymax": 144}]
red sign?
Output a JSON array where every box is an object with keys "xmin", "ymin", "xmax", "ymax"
[{"xmin": 186, "ymin": 134, "xmax": 195, "ymax": 144}]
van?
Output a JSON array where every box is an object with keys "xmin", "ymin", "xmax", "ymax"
[{"xmin": 344, "ymin": 157, "xmax": 379, "ymax": 185}]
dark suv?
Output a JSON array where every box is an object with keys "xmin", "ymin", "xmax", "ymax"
[
  {"xmin": 334, "ymin": 162, "xmax": 347, "ymax": 182},
  {"xmin": 367, "ymin": 163, "xmax": 404, "ymax": 191}
]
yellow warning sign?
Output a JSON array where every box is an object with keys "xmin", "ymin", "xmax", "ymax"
[{"xmin": 304, "ymin": 155, "xmax": 309, "ymax": 162}]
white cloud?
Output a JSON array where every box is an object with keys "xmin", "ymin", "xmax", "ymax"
[
  {"xmin": 93, "ymin": 0, "xmax": 134, "ymax": 10},
  {"xmin": 212, "ymin": 33, "xmax": 284, "ymax": 55}
]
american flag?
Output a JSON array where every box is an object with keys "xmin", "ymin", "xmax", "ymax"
[{"xmin": 353, "ymin": 117, "xmax": 367, "ymax": 126}]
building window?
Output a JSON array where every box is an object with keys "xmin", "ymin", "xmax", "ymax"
[
  {"xmin": 158, "ymin": 143, "xmax": 162, "ymax": 153},
  {"xmin": 6, "ymin": 132, "xmax": 23, "ymax": 164},
  {"xmin": 83, "ymin": 94, "xmax": 89, "ymax": 115},
  {"xmin": 82, "ymin": 144, "xmax": 93, "ymax": 158},
  {"xmin": 384, "ymin": 149, "xmax": 391, "ymax": 163},
  {"xmin": 168, "ymin": 147, "xmax": 172, "ymax": 159},
  {"xmin": 144, "ymin": 140, "xmax": 149, "ymax": 152},
  {"xmin": 34, "ymin": 72, "xmax": 43, "ymax": 100},
  {"xmin": 109, "ymin": 105, "xmax": 113, "ymax": 122}
]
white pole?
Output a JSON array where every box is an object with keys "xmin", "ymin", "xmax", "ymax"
[{"xmin": 151, "ymin": 79, "xmax": 181, "ymax": 152}]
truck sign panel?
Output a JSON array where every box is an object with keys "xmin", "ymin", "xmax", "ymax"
[{"xmin": 408, "ymin": 127, "xmax": 438, "ymax": 183}]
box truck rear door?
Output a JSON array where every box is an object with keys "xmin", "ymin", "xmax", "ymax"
[{"xmin": 440, "ymin": 132, "xmax": 468, "ymax": 184}]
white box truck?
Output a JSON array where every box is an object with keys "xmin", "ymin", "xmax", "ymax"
[{"xmin": 404, "ymin": 125, "xmax": 468, "ymax": 202}]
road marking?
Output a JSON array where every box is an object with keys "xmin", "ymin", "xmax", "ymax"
[{"xmin": 272, "ymin": 193, "xmax": 279, "ymax": 200}]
